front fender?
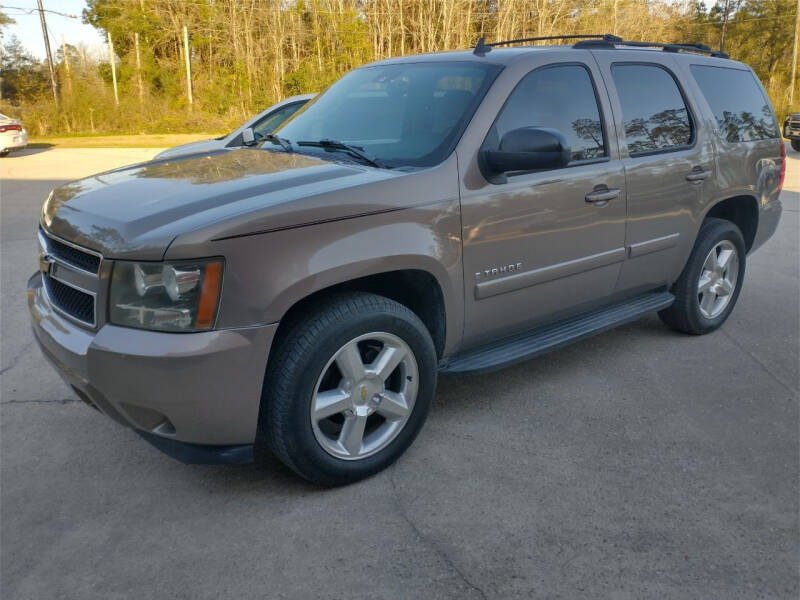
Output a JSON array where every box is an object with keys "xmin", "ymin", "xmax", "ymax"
[{"xmin": 191, "ymin": 200, "xmax": 465, "ymax": 355}]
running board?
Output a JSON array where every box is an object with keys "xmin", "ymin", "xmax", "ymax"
[{"xmin": 439, "ymin": 291, "xmax": 675, "ymax": 374}]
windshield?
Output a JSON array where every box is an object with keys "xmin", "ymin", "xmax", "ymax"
[{"xmin": 274, "ymin": 61, "xmax": 500, "ymax": 168}]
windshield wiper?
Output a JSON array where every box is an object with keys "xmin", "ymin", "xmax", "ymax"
[
  {"xmin": 296, "ymin": 139, "xmax": 385, "ymax": 168},
  {"xmin": 262, "ymin": 133, "xmax": 293, "ymax": 153}
]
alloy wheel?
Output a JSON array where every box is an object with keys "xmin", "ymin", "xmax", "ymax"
[
  {"xmin": 310, "ymin": 332, "xmax": 419, "ymax": 460},
  {"xmin": 697, "ymin": 240, "xmax": 739, "ymax": 319}
]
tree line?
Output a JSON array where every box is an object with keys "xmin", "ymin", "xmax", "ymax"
[{"xmin": 0, "ymin": 0, "xmax": 795, "ymax": 137}]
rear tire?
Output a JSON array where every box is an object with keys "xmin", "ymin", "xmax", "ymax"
[
  {"xmin": 791, "ymin": 139, "xmax": 800, "ymax": 152},
  {"xmin": 659, "ymin": 218, "xmax": 746, "ymax": 335},
  {"xmin": 260, "ymin": 292, "xmax": 437, "ymax": 486},
  {"xmin": 0, "ymin": 151, "xmax": 9, "ymax": 157}
]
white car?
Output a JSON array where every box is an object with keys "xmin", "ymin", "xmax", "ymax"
[
  {"xmin": 0, "ymin": 113, "xmax": 28, "ymax": 157},
  {"xmin": 154, "ymin": 94, "xmax": 315, "ymax": 160}
]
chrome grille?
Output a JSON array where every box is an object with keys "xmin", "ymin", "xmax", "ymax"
[
  {"xmin": 39, "ymin": 227, "xmax": 101, "ymax": 275},
  {"xmin": 43, "ymin": 274, "xmax": 96, "ymax": 326}
]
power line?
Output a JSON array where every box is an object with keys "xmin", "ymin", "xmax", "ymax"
[
  {"xmin": 695, "ymin": 15, "xmax": 797, "ymax": 26},
  {"xmin": 0, "ymin": 4, "xmax": 78, "ymax": 18}
]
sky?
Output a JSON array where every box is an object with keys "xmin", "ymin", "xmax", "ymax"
[
  {"xmin": 2, "ymin": 0, "xmax": 106, "ymax": 59},
  {"xmin": 3, "ymin": 0, "xmax": 722, "ymax": 61}
]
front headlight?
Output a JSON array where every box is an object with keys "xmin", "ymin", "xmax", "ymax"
[{"xmin": 110, "ymin": 259, "xmax": 223, "ymax": 332}]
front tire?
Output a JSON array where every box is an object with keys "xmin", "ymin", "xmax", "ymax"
[
  {"xmin": 260, "ymin": 292, "xmax": 437, "ymax": 486},
  {"xmin": 791, "ymin": 139, "xmax": 800, "ymax": 152},
  {"xmin": 659, "ymin": 218, "xmax": 746, "ymax": 335}
]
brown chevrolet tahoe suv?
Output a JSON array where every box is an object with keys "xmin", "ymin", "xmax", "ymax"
[{"xmin": 29, "ymin": 35, "xmax": 785, "ymax": 485}]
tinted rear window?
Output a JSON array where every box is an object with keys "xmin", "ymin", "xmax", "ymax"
[
  {"xmin": 690, "ymin": 65, "xmax": 779, "ymax": 142},
  {"xmin": 611, "ymin": 64, "xmax": 693, "ymax": 155}
]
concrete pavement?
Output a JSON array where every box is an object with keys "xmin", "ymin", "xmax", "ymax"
[{"xmin": 1, "ymin": 145, "xmax": 797, "ymax": 599}]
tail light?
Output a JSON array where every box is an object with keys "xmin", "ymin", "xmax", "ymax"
[
  {"xmin": 0, "ymin": 124, "xmax": 22, "ymax": 133},
  {"xmin": 778, "ymin": 141, "xmax": 786, "ymax": 192}
]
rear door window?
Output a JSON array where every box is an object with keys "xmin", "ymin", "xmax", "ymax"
[
  {"xmin": 611, "ymin": 64, "xmax": 693, "ymax": 155},
  {"xmin": 492, "ymin": 64, "xmax": 607, "ymax": 163},
  {"xmin": 690, "ymin": 65, "xmax": 779, "ymax": 142}
]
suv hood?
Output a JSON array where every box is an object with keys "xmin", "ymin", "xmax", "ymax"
[{"xmin": 42, "ymin": 148, "xmax": 402, "ymax": 260}]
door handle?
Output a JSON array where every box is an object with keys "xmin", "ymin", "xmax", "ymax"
[
  {"xmin": 686, "ymin": 167, "xmax": 711, "ymax": 182},
  {"xmin": 585, "ymin": 187, "xmax": 621, "ymax": 207}
]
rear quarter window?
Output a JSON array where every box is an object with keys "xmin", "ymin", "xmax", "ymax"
[{"xmin": 690, "ymin": 65, "xmax": 779, "ymax": 143}]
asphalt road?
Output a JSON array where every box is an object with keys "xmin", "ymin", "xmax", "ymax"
[{"xmin": 1, "ymin": 145, "xmax": 798, "ymax": 599}]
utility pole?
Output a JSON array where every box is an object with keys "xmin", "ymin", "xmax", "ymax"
[
  {"xmin": 791, "ymin": 0, "xmax": 800, "ymax": 106},
  {"xmin": 107, "ymin": 31, "xmax": 119, "ymax": 105},
  {"xmin": 36, "ymin": 0, "xmax": 58, "ymax": 103},
  {"xmin": 134, "ymin": 32, "xmax": 144, "ymax": 104},
  {"xmin": 720, "ymin": 0, "xmax": 731, "ymax": 53},
  {"xmin": 183, "ymin": 25, "xmax": 193, "ymax": 107}
]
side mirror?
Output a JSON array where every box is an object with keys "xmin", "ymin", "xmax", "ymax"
[
  {"xmin": 241, "ymin": 127, "xmax": 256, "ymax": 146},
  {"xmin": 480, "ymin": 127, "xmax": 570, "ymax": 179}
]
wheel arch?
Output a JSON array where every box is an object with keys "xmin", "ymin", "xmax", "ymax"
[
  {"xmin": 270, "ymin": 263, "xmax": 453, "ymax": 360},
  {"xmin": 702, "ymin": 194, "xmax": 759, "ymax": 252}
]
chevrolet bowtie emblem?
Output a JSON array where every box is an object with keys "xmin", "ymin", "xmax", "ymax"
[
  {"xmin": 360, "ymin": 386, "xmax": 367, "ymax": 402},
  {"xmin": 39, "ymin": 253, "xmax": 55, "ymax": 274}
]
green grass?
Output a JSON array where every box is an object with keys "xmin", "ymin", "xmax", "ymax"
[{"xmin": 28, "ymin": 133, "xmax": 225, "ymax": 149}]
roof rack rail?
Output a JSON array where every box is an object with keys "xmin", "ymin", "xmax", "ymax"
[
  {"xmin": 472, "ymin": 33, "xmax": 621, "ymax": 56},
  {"xmin": 471, "ymin": 33, "xmax": 729, "ymax": 59},
  {"xmin": 572, "ymin": 37, "xmax": 729, "ymax": 59}
]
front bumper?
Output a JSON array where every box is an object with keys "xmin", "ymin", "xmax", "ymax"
[
  {"xmin": 27, "ymin": 272, "xmax": 276, "ymax": 461},
  {"xmin": 784, "ymin": 125, "xmax": 800, "ymax": 140}
]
